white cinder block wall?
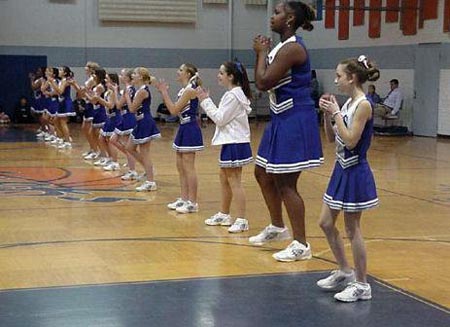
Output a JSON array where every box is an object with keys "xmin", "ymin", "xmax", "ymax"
[{"xmin": 1, "ymin": 0, "xmax": 449, "ymax": 134}]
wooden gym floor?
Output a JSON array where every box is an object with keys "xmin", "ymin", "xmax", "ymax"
[{"xmin": 0, "ymin": 121, "xmax": 449, "ymax": 326}]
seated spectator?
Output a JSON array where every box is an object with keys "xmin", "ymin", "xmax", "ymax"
[
  {"xmin": 156, "ymin": 102, "xmax": 178, "ymax": 123},
  {"xmin": 366, "ymin": 84, "xmax": 381, "ymax": 108},
  {"xmin": 14, "ymin": 96, "xmax": 33, "ymax": 123},
  {"xmin": 374, "ymin": 79, "xmax": 403, "ymax": 118},
  {"xmin": 0, "ymin": 104, "xmax": 10, "ymax": 124}
]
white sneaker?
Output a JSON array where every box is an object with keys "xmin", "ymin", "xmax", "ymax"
[
  {"xmin": 94, "ymin": 157, "xmax": 110, "ymax": 166},
  {"xmin": 317, "ymin": 270, "xmax": 356, "ymax": 291},
  {"xmin": 272, "ymin": 240, "xmax": 312, "ymax": 262},
  {"xmin": 334, "ymin": 282, "xmax": 372, "ymax": 302},
  {"xmin": 228, "ymin": 218, "xmax": 249, "ymax": 233},
  {"xmin": 204, "ymin": 212, "xmax": 232, "ymax": 226},
  {"xmin": 176, "ymin": 200, "xmax": 199, "ymax": 213},
  {"xmin": 84, "ymin": 152, "xmax": 99, "ymax": 160},
  {"xmin": 82, "ymin": 150, "xmax": 93, "ymax": 157},
  {"xmin": 167, "ymin": 198, "xmax": 185, "ymax": 210},
  {"xmin": 248, "ymin": 224, "xmax": 291, "ymax": 246},
  {"xmin": 135, "ymin": 181, "xmax": 157, "ymax": 192},
  {"xmin": 58, "ymin": 142, "xmax": 72, "ymax": 149},
  {"xmin": 103, "ymin": 161, "xmax": 120, "ymax": 171},
  {"xmin": 121, "ymin": 170, "xmax": 139, "ymax": 181}
]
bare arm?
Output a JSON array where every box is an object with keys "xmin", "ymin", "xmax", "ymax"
[
  {"xmin": 156, "ymin": 81, "xmax": 196, "ymax": 115},
  {"xmin": 253, "ymin": 36, "xmax": 307, "ymax": 91},
  {"xmin": 125, "ymin": 88, "xmax": 148, "ymax": 113},
  {"xmin": 321, "ymin": 96, "xmax": 372, "ymax": 150}
]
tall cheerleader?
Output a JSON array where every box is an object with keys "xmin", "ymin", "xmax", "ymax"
[
  {"xmin": 111, "ymin": 69, "xmax": 138, "ymax": 179},
  {"xmin": 156, "ymin": 63, "xmax": 203, "ymax": 213},
  {"xmin": 48, "ymin": 66, "xmax": 76, "ymax": 149},
  {"xmin": 125, "ymin": 67, "xmax": 160, "ymax": 192}
]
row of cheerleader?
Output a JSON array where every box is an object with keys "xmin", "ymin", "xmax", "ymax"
[{"xmin": 29, "ymin": 60, "xmax": 254, "ymax": 234}]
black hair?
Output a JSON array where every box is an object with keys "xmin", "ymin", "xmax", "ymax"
[
  {"xmin": 223, "ymin": 60, "xmax": 252, "ymax": 100},
  {"xmin": 285, "ymin": 1, "xmax": 316, "ymax": 31},
  {"xmin": 61, "ymin": 66, "xmax": 74, "ymax": 78},
  {"xmin": 340, "ymin": 56, "xmax": 380, "ymax": 84},
  {"xmin": 390, "ymin": 79, "xmax": 399, "ymax": 85},
  {"xmin": 51, "ymin": 67, "xmax": 59, "ymax": 79},
  {"xmin": 93, "ymin": 67, "xmax": 107, "ymax": 86},
  {"xmin": 108, "ymin": 72, "xmax": 120, "ymax": 85}
]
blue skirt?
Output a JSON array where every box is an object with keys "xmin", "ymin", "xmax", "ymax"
[
  {"xmin": 115, "ymin": 111, "xmax": 136, "ymax": 135},
  {"xmin": 323, "ymin": 161, "xmax": 378, "ymax": 212},
  {"xmin": 45, "ymin": 98, "xmax": 59, "ymax": 116},
  {"xmin": 92, "ymin": 107, "xmax": 107, "ymax": 128},
  {"xmin": 57, "ymin": 99, "xmax": 75, "ymax": 117},
  {"xmin": 172, "ymin": 122, "xmax": 204, "ymax": 152},
  {"xmin": 219, "ymin": 143, "xmax": 253, "ymax": 168},
  {"xmin": 31, "ymin": 97, "xmax": 45, "ymax": 113},
  {"xmin": 83, "ymin": 103, "xmax": 94, "ymax": 121},
  {"xmin": 102, "ymin": 115, "xmax": 122, "ymax": 137},
  {"xmin": 256, "ymin": 107, "xmax": 323, "ymax": 174},
  {"xmin": 131, "ymin": 114, "xmax": 161, "ymax": 144}
]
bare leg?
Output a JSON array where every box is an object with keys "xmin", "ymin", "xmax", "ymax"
[
  {"xmin": 254, "ymin": 165, "xmax": 283, "ymax": 228},
  {"xmin": 344, "ymin": 212, "xmax": 367, "ymax": 283},
  {"xmin": 318, "ymin": 204, "xmax": 352, "ymax": 272}
]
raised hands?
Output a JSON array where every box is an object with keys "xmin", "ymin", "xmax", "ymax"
[
  {"xmin": 319, "ymin": 94, "xmax": 340, "ymax": 116},
  {"xmin": 253, "ymin": 35, "xmax": 271, "ymax": 54},
  {"xmin": 195, "ymin": 87, "xmax": 209, "ymax": 102},
  {"xmin": 154, "ymin": 79, "xmax": 169, "ymax": 93}
]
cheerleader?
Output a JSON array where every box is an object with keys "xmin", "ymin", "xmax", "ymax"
[
  {"xmin": 85, "ymin": 68, "xmax": 108, "ymax": 165},
  {"xmin": 111, "ymin": 69, "xmax": 138, "ymax": 178},
  {"xmin": 249, "ymin": 2, "xmax": 323, "ymax": 262},
  {"xmin": 156, "ymin": 63, "xmax": 203, "ymax": 213},
  {"xmin": 69, "ymin": 62, "xmax": 100, "ymax": 159},
  {"xmin": 29, "ymin": 67, "xmax": 46, "ymax": 136},
  {"xmin": 48, "ymin": 66, "xmax": 76, "ymax": 148},
  {"xmin": 316, "ymin": 55, "xmax": 380, "ymax": 302},
  {"xmin": 91, "ymin": 72, "xmax": 122, "ymax": 170},
  {"xmin": 125, "ymin": 67, "xmax": 160, "ymax": 191},
  {"xmin": 197, "ymin": 61, "xmax": 253, "ymax": 232},
  {"xmin": 41, "ymin": 67, "xmax": 60, "ymax": 144}
]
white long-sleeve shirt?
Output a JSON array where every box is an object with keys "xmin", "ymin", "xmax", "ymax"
[
  {"xmin": 200, "ymin": 86, "xmax": 252, "ymax": 145},
  {"xmin": 383, "ymin": 88, "xmax": 403, "ymax": 115}
]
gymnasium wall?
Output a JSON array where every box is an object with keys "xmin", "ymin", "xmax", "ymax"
[{"xmin": 1, "ymin": 0, "xmax": 449, "ymax": 134}]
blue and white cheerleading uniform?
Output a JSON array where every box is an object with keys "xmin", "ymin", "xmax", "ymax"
[
  {"xmin": 131, "ymin": 85, "xmax": 161, "ymax": 144},
  {"xmin": 323, "ymin": 96, "xmax": 378, "ymax": 212},
  {"xmin": 114, "ymin": 86, "xmax": 137, "ymax": 136},
  {"xmin": 200, "ymin": 86, "xmax": 252, "ymax": 168},
  {"xmin": 56, "ymin": 81, "xmax": 76, "ymax": 118},
  {"xmin": 101, "ymin": 91, "xmax": 122, "ymax": 137},
  {"xmin": 256, "ymin": 35, "xmax": 323, "ymax": 174},
  {"xmin": 92, "ymin": 85, "xmax": 107, "ymax": 128},
  {"xmin": 44, "ymin": 80, "xmax": 60, "ymax": 117},
  {"xmin": 83, "ymin": 100, "xmax": 94, "ymax": 121},
  {"xmin": 172, "ymin": 86, "xmax": 204, "ymax": 152},
  {"xmin": 30, "ymin": 79, "xmax": 45, "ymax": 114}
]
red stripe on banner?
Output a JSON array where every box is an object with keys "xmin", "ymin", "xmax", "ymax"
[
  {"xmin": 423, "ymin": 0, "xmax": 438, "ymax": 20},
  {"xmin": 385, "ymin": 0, "xmax": 400, "ymax": 23},
  {"xmin": 353, "ymin": 0, "xmax": 365, "ymax": 26},
  {"xmin": 401, "ymin": 0, "xmax": 418, "ymax": 35},
  {"xmin": 325, "ymin": 0, "xmax": 335, "ymax": 28},
  {"xmin": 338, "ymin": 0, "xmax": 350, "ymax": 39},
  {"xmin": 368, "ymin": 0, "xmax": 382, "ymax": 38},
  {"xmin": 444, "ymin": 0, "xmax": 450, "ymax": 32}
]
